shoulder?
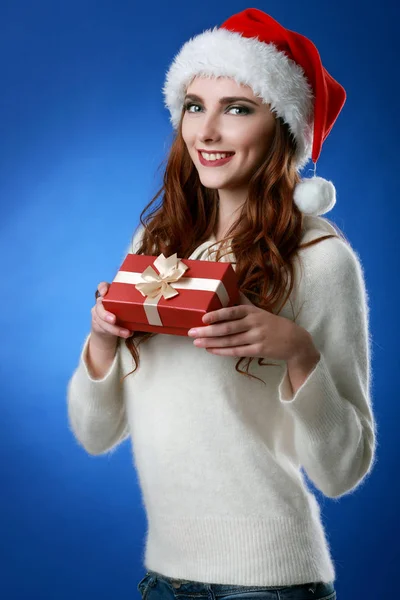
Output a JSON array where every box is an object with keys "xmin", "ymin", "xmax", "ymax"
[
  {"xmin": 298, "ymin": 216, "xmax": 363, "ymax": 285},
  {"xmin": 292, "ymin": 219, "xmax": 371, "ymax": 345},
  {"xmin": 290, "ymin": 218, "xmax": 369, "ymax": 324}
]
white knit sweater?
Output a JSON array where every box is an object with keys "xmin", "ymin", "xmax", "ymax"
[{"xmin": 67, "ymin": 215, "xmax": 377, "ymax": 587}]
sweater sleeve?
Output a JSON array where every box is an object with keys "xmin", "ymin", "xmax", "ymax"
[
  {"xmin": 67, "ymin": 333, "xmax": 130, "ymax": 456},
  {"xmin": 277, "ymin": 236, "xmax": 378, "ymax": 499},
  {"xmin": 67, "ymin": 223, "xmax": 146, "ymax": 456}
]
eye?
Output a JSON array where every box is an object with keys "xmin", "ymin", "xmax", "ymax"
[
  {"xmin": 227, "ymin": 106, "xmax": 251, "ymax": 115},
  {"xmin": 183, "ymin": 103, "xmax": 251, "ymax": 115},
  {"xmin": 184, "ymin": 102, "xmax": 201, "ymax": 113}
]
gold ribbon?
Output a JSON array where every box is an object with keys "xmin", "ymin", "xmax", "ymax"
[{"xmin": 134, "ymin": 252, "xmax": 189, "ymax": 300}]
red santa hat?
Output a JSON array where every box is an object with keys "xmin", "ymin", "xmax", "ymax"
[{"xmin": 163, "ymin": 8, "xmax": 346, "ymax": 216}]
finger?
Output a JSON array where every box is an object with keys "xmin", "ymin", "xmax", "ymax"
[
  {"xmin": 195, "ymin": 330, "xmax": 253, "ymax": 348},
  {"xmin": 92, "ymin": 311, "xmax": 111, "ymax": 335},
  {"xmin": 96, "ymin": 296, "xmax": 117, "ymax": 324},
  {"xmin": 205, "ymin": 343, "xmax": 260, "ymax": 356},
  {"xmin": 195, "ymin": 318, "xmax": 249, "ymax": 339},
  {"xmin": 93, "ymin": 312, "xmax": 132, "ymax": 338},
  {"xmin": 203, "ymin": 304, "xmax": 248, "ymax": 324},
  {"xmin": 97, "ymin": 282, "xmax": 109, "ymax": 297},
  {"xmin": 96, "ymin": 307, "xmax": 130, "ymax": 337}
]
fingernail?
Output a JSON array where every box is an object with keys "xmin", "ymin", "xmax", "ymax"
[
  {"xmin": 106, "ymin": 315, "xmax": 115, "ymax": 323},
  {"xmin": 188, "ymin": 329, "xmax": 197, "ymax": 336}
]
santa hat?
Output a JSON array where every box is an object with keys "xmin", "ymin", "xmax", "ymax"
[{"xmin": 162, "ymin": 8, "xmax": 346, "ymax": 216}]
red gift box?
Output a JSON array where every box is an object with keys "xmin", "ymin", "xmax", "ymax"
[{"xmin": 102, "ymin": 252, "xmax": 239, "ymax": 336}]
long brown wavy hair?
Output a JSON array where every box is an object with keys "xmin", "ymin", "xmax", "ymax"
[{"xmin": 118, "ymin": 107, "xmax": 347, "ymax": 386}]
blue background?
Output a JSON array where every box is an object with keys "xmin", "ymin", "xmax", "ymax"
[{"xmin": 0, "ymin": 1, "xmax": 396, "ymax": 598}]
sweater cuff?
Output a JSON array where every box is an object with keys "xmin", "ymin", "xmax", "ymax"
[{"xmin": 278, "ymin": 352, "xmax": 349, "ymax": 445}]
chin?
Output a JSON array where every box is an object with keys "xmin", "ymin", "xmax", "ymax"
[{"xmin": 199, "ymin": 180, "xmax": 227, "ymax": 190}]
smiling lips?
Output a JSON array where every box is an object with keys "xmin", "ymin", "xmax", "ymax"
[{"xmin": 197, "ymin": 150, "xmax": 235, "ymax": 167}]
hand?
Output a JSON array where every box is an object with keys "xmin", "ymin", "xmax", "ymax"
[
  {"xmin": 91, "ymin": 281, "xmax": 134, "ymax": 348},
  {"xmin": 187, "ymin": 291, "xmax": 306, "ymax": 362}
]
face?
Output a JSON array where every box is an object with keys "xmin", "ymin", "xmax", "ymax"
[{"xmin": 181, "ymin": 76, "xmax": 276, "ymax": 192}]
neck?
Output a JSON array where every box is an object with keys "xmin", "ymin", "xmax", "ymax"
[{"xmin": 215, "ymin": 190, "xmax": 246, "ymax": 241}]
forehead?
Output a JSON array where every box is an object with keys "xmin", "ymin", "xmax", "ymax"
[{"xmin": 186, "ymin": 75, "xmax": 256, "ymax": 98}]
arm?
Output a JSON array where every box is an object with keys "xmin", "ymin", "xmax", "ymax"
[
  {"xmin": 277, "ymin": 237, "xmax": 377, "ymax": 499},
  {"xmin": 67, "ymin": 223, "xmax": 145, "ymax": 456},
  {"xmin": 67, "ymin": 333, "xmax": 130, "ymax": 456}
]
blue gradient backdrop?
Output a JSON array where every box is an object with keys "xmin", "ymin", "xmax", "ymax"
[{"xmin": 0, "ymin": 1, "xmax": 396, "ymax": 599}]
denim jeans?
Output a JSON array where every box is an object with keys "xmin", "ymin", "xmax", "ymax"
[{"xmin": 137, "ymin": 570, "xmax": 336, "ymax": 600}]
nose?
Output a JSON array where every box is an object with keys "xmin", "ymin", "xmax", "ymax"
[{"xmin": 196, "ymin": 113, "xmax": 222, "ymax": 143}]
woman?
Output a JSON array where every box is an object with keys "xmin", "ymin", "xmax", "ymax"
[{"xmin": 67, "ymin": 8, "xmax": 377, "ymax": 600}]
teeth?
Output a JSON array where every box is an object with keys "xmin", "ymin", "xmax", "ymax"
[{"xmin": 200, "ymin": 152, "xmax": 233, "ymax": 161}]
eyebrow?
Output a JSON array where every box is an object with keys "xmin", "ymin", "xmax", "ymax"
[{"xmin": 184, "ymin": 93, "xmax": 260, "ymax": 107}]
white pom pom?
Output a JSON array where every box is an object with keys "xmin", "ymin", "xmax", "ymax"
[{"xmin": 293, "ymin": 176, "xmax": 336, "ymax": 216}]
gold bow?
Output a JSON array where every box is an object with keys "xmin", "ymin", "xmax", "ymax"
[{"xmin": 134, "ymin": 253, "xmax": 189, "ymax": 299}]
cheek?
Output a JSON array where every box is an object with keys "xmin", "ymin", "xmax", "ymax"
[
  {"xmin": 181, "ymin": 134, "xmax": 193, "ymax": 157},
  {"xmin": 181, "ymin": 131, "xmax": 197, "ymax": 156},
  {"xmin": 231, "ymin": 130, "xmax": 263, "ymax": 156},
  {"xmin": 244, "ymin": 128, "xmax": 274, "ymax": 162},
  {"xmin": 181, "ymin": 115, "xmax": 197, "ymax": 135},
  {"xmin": 181, "ymin": 119, "xmax": 191, "ymax": 141}
]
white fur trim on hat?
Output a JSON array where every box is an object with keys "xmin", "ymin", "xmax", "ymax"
[{"xmin": 163, "ymin": 26, "xmax": 315, "ymax": 171}]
